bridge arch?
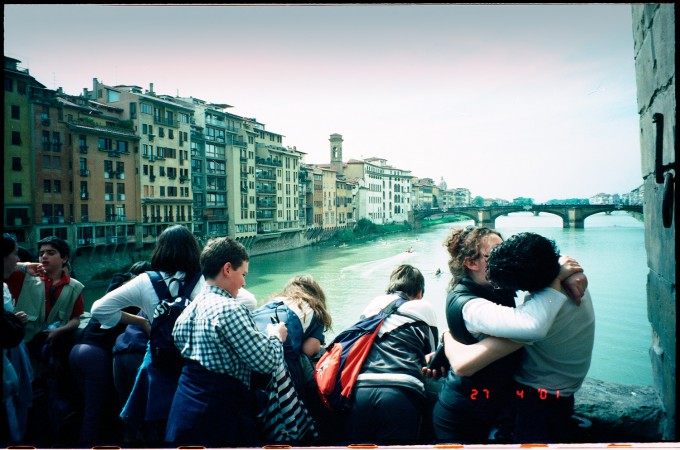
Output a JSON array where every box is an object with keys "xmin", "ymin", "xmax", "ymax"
[{"xmin": 415, "ymin": 204, "xmax": 643, "ymax": 229}]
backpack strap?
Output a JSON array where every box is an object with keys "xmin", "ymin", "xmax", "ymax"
[
  {"xmin": 178, "ymin": 272, "xmax": 202, "ymax": 298},
  {"xmin": 148, "ymin": 270, "xmax": 170, "ymax": 301},
  {"xmin": 378, "ymin": 292, "xmax": 410, "ymax": 317},
  {"xmin": 148, "ymin": 270, "xmax": 201, "ymax": 302}
]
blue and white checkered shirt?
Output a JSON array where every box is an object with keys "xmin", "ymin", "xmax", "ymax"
[{"xmin": 172, "ymin": 284, "xmax": 284, "ymax": 387}]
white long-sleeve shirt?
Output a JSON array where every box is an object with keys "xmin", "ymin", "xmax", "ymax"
[
  {"xmin": 91, "ymin": 271, "xmax": 257, "ymax": 329},
  {"xmin": 462, "ymin": 287, "xmax": 568, "ymax": 342},
  {"xmin": 462, "ymin": 287, "xmax": 595, "ymax": 395}
]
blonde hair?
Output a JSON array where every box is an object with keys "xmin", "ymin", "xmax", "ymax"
[{"xmin": 278, "ymin": 274, "xmax": 332, "ymax": 330}]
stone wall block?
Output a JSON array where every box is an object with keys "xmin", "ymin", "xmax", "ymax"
[
  {"xmin": 653, "ymin": 4, "xmax": 676, "ymax": 86},
  {"xmin": 638, "ymin": 87, "xmax": 677, "ymax": 177},
  {"xmin": 634, "ymin": 33, "xmax": 657, "ymax": 112},
  {"xmin": 643, "ymin": 178, "xmax": 676, "ymax": 274},
  {"xmin": 647, "ymin": 272, "xmax": 677, "ymax": 357}
]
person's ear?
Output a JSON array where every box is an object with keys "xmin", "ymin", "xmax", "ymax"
[
  {"xmin": 464, "ymin": 256, "xmax": 479, "ymax": 271},
  {"xmin": 222, "ymin": 261, "xmax": 232, "ymax": 276}
]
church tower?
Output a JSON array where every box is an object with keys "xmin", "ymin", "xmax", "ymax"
[{"xmin": 330, "ymin": 133, "xmax": 344, "ymax": 175}]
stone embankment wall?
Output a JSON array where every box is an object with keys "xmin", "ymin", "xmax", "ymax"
[
  {"xmin": 632, "ymin": 3, "xmax": 676, "ymax": 441},
  {"xmin": 71, "ymin": 229, "xmax": 335, "ymax": 283},
  {"xmin": 424, "ymin": 377, "xmax": 663, "ymax": 443}
]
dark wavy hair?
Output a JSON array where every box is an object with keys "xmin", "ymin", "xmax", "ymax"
[
  {"xmin": 386, "ymin": 264, "xmax": 425, "ymax": 299},
  {"xmin": 3, "ymin": 233, "xmax": 17, "ymax": 258},
  {"xmin": 487, "ymin": 232, "xmax": 561, "ymax": 293},
  {"xmin": 37, "ymin": 236, "xmax": 71, "ymax": 260},
  {"xmin": 150, "ymin": 225, "xmax": 201, "ymax": 276},
  {"xmin": 444, "ymin": 225, "xmax": 503, "ymax": 290}
]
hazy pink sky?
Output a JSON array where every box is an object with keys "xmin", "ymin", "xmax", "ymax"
[{"xmin": 4, "ymin": 4, "xmax": 641, "ymax": 202}]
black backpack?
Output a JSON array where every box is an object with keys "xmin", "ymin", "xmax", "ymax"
[{"xmin": 148, "ymin": 271, "xmax": 201, "ymax": 374}]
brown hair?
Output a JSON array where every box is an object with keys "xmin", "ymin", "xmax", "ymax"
[
  {"xmin": 278, "ymin": 274, "xmax": 332, "ymax": 331},
  {"xmin": 444, "ymin": 225, "xmax": 503, "ymax": 290}
]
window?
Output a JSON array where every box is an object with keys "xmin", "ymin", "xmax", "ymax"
[
  {"xmin": 17, "ymin": 81, "xmax": 26, "ymax": 94},
  {"xmin": 12, "ymin": 157, "xmax": 21, "ymax": 171},
  {"xmin": 129, "ymin": 102, "xmax": 137, "ymax": 119},
  {"xmin": 54, "ymin": 180, "xmax": 61, "ymax": 193},
  {"xmin": 11, "ymin": 105, "xmax": 20, "ymax": 119},
  {"xmin": 13, "ymin": 183, "xmax": 22, "ymax": 197},
  {"xmin": 11, "ymin": 131, "xmax": 21, "ymax": 145},
  {"xmin": 5, "ymin": 79, "xmax": 13, "ymax": 91},
  {"xmin": 99, "ymin": 138, "xmax": 113, "ymax": 150},
  {"xmin": 140, "ymin": 103, "xmax": 152, "ymax": 114},
  {"xmin": 106, "ymin": 89, "xmax": 120, "ymax": 102},
  {"xmin": 52, "ymin": 132, "xmax": 61, "ymax": 152},
  {"xmin": 105, "ymin": 183, "xmax": 114, "ymax": 201},
  {"xmin": 117, "ymin": 141, "xmax": 129, "ymax": 153}
]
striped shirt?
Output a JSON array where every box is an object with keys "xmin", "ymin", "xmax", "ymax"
[{"xmin": 172, "ymin": 284, "xmax": 284, "ymax": 387}]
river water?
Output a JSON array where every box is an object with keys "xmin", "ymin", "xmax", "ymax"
[{"xmin": 83, "ymin": 211, "xmax": 652, "ymax": 386}]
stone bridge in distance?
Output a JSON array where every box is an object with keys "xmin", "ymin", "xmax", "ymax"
[{"xmin": 414, "ymin": 204, "xmax": 643, "ymax": 229}]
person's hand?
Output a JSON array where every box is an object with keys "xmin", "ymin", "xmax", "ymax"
[
  {"xmin": 277, "ymin": 322, "xmax": 288, "ymax": 343},
  {"xmin": 22, "ymin": 262, "xmax": 46, "ymax": 277},
  {"xmin": 14, "ymin": 311, "xmax": 28, "ymax": 325},
  {"xmin": 45, "ymin": 327, "xmax": 61, "ymax": 345},
  {"xmin": 557, "ymin": 256, "xmax": 583, "ymax": 281},
  {"xmin": 562, "ymin": 272, "xmax": 588, "ymax": 305},
  {"xmin": 422, "ymin": 352, "xmax": 438, "ymax": 379},
  {"xmin": 267, "ymin": 322, "xmax": 288, "ymax": 343}
]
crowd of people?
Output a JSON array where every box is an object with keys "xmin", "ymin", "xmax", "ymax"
[{"xmin": 2, "ymin": 223, "xmax": 595, "ymax": 447}]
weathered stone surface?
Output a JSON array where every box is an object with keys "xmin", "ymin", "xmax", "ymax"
[
  {"xmin": 573, "ymin": 378, "xmax": 662, "ymax": 442},
  {"xmin": 424, "ymin": 377, "xmax": 663, "ymax": 443}
]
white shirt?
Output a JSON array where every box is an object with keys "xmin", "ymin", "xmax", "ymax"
[
  {"xmin": 462, "ymin": 287, "xmax": 568, "ymax": 342},
  {"xmin": 91, "ymin": 271, "xmax": 203, "ymax": 328}
]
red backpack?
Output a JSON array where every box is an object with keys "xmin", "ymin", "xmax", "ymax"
[{"xmin": 314, "ymin": 295, "xmax": 408, "ymax": 412}]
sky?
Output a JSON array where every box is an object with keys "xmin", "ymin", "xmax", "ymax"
[{"xmin": 4, "ymin": 4, "xmax": 642, "ymax": 203}]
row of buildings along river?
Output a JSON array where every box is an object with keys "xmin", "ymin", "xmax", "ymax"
[{"xmin": 4, "ymin": 55, "xmax": 641, "ymax": 269}]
